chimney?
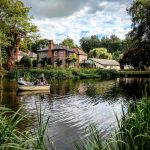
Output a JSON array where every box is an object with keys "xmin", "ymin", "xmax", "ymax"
[{"xmin": 48, "ymin": 40, "xmax": 54, "ymax": 58}]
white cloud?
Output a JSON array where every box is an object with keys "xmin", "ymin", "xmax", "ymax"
[{"xmin": 22, "ymin": 0, "xmax": 133, "ymax": 45}]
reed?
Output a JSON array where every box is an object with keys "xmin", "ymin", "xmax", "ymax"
[
  {"xmin": 113, "ymin": 96, "xmax": 150, "ymax": 150},
  {"xmin": 0, "ymin": 106, "xmax": 54, "ymax": 150},
  {"xmin": 8, "ymin": 68, "xmax": 118, "ymax": 80},
  {"xmin": 76, "ymin": 95, "xmax": 150, "ymax": 150}
]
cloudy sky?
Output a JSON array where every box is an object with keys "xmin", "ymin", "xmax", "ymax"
[{"xmin": 21, "ymin": 0, "xmax": 133, "ymax": 44}]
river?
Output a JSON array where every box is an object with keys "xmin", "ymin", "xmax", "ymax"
[{"xmin": 0, "ymin": 78, "xmax": 150, "ymax": 150}]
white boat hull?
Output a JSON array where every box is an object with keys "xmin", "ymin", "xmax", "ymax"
[{"xmin": 18, "ymin": 85, "xmax": 50, "ymax": 91}]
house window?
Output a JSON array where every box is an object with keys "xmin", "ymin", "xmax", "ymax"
[{"xmin": 54, "ymin": 51, "xmax": 57, "ymax": 56}]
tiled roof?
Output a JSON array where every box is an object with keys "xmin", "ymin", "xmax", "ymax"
[
  {"xmin": 18, "ymin": 51, "xmax": 28, "ymax": 56},
  {"xmin": 72, "ymin": 48, "xmax": 87, "ymax": 56},
  {"xmin": 37, "ymin": 48, "xmax": 48, "ymax": 51},
  {"xmin": 18, "ymin": 51, "xmax": 37, "ymax": 58},
  {"xmin": 28, "ymin": 51, "xmax": 37, "ymax": 58},
  {"xmin": 37, "ymin": 45, "xmax": 74, "ymax": 52},
  {"xmin": 89, "ymin": 58, "xmax": 120, "ymax": 66}
]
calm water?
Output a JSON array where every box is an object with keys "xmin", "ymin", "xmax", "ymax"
[{"xmin": 0, "ymin": 78, "xmax": 150, "ymax": 150}]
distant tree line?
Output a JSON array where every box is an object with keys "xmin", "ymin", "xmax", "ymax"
[{"xmin": 80, "ymin": 35, "xmax": 131, "ymax": 60}]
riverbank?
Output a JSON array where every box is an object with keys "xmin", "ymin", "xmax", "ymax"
[
  {"xmin": 77, "ymin": 95, "xmax": 150, "ymax": 150},
  {"xmin": 7, "ymin": 68, "xmax": 150, "ymax": 81},
  {"xmin": 7, "ymin": 68, "xmax": 118, "ymax": 80},
  {"xmin": 119, "ymin": 70, "xmax": 150, "ymax": 77}
]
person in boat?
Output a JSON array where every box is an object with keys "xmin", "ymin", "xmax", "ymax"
[
  {"xmin": 39, "ymin": 76, "xmax": 48, "ymax": 85},
  {"xmin": 33, "ymin": 79, "xmax": 40, "ymax": 85},
  {"xmin": 34, "ymin": 76, "xmax": 48, "ymax": 85},
  {"xmin": 18, "ymin": 77, "xmax": 30, "ymax": 85}
]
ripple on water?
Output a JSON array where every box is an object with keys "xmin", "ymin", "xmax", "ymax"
[{"xmin": 14, "ymin": 78, "xmax": 150, "ymax": 150}]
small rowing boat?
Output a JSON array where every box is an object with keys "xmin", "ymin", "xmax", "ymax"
[
  {"xmin": 18, "ymin": 85, "xmax": 50, "ymax": 91},
  {"xmin": 18, "ymin": 81, "xmax": 50, "ymax": 91}
]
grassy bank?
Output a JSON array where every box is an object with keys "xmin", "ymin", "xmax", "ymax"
[
  {"xmin": 7, "ymin": 68, "xmax": 118, "ymax": 80},
  {"xmin": 76, "ymin": 95, "xmax": 150, "ymax": 150}
]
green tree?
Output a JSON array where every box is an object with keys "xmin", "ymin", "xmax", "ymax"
[
  {"xmin": 121, "ymin": 36, "xmax": 135, "ymax": 51},
  {"xmin": 121, "ymin": 0, "xmax": 150, "ymax": 69},
  {"xmin": 20, "ymin": 55, "xmax": 32, "ymax": 67},
  {"xmin": 128, "ymin": 0, "xmax": 150, "ymax": 44},
  {"xmin": 19, "ymin": 40, "xmax": 28, "ymax": 53},
  {"xmin": 40, "ymin": 57, "xmax": 52, "ymax": 67},
  {"xmin": 55, "ymin": 59, "xmax": 62, "ymax": 67},
  {"xmin": 100, "ymin": 35, "xmax": 122, "ymax": 53},
  {"xmin": 0, "ymin": 32, "xmax": 9, "ymax": 70},
  {"xmin": 0, "ymin": 0, "xmax": 37, "ymax": 70},
  {"xmin": 88, "ymin": 48, "xmax": 112, "ymax": 59},
  {"xmin": 112, "ymin": 51, "xmax": 123, "ymax": 61},
  {"xmin": 31, "ymin": 39, "xmax": 49, "ymax": 53},
  {"xmin": 66, "ymin": 53, "xmax": 78, "ymax": 63},
  {"xmin": 80, "ymin": 35, "xmax": 100, "ymax": 53},
  {"xmin": 60, "ymin": 38, "xmax": 76, "ymax": 48}
]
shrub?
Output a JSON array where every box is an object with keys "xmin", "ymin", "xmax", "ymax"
[
  {"xmin": 15, "ymin": 61, "xmax": 20, "ymax": 65},
  {"xmin": 40, "ymin": 57, "xmax": 52, "ymax": 67},
  {"xmin": 8, "ymin": 68, "xmax": 118, "ymax": 80},
  {"xmin": 56, "ymin": 59, "xmax": 62, "ymax": 67},
  {"xmin": 20, "ymin": 55, "xmax": 32, "ymax": 67},
  {"xmin": 32, "ymin": 59, "xmax": 37, "ymax": 67}
]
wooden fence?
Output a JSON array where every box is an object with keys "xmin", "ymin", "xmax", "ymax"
[{"xmin": 14, "ymin": 65, "xmax": 46, "ymax": 70}]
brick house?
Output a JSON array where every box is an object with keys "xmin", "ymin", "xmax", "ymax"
[
  {"xmin": 37, "ymin": 40, "xmax": 87, "ymax": 67},
  {"xmin": 72, "ymin": 48, "xmax": 87, "ymax": 66}
]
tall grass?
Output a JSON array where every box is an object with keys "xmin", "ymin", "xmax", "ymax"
[
  {"xmin": 76, "ymin": 95, "xmax": 150, "ymax": 150},
  {"xmin": 113, "ymin": 96, "xmax": 150, "ymax": 150},
  {"xmin": 8, "ymin": 68, "xmax": 118, "ymax": 81},
  {"xmin": 0, "ymin": 106, "xmax": 54, "ymax": 150},
  {"xmin": 75, "ymin": 126, "xmax": 103, "ymax": 150}
]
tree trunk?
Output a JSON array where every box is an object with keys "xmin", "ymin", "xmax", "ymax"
[
  {"xmin": 15, "ymin": 40, "xmax": 20, "ymax": 61},
  {"xmin": 0, "ymin": 38, "xmax": 2, "ymax": 71},
  {"xmin": 0, "ymin": 45, "xmax": 2, "ymax": 71},
  {"xmin": 0, "ymin": 77, "xmax": 3, "ymax": 104},
  {"xmin": 7, "ymin": 47, "xmax": 15, "ymax": 70}
]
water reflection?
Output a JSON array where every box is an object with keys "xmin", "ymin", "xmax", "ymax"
[
  {"xmin": 0, "ymin": 78, "xmax": 20, "ymax": 110},
  {"xmin": 118, "ymin": 78, "xmax": 150, "ymax": 99},
  {"xmin": 0, "ymin": 78, "xmax": 150, "ymax": 150}
]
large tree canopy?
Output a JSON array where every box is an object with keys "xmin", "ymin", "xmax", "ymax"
[
  {"xmin": 60, "ymin": 38, "xmax": 76, "ymax": 48},
  {"xmin": 30, "ymin": 39, "xmax": 49, "ymax": 53},
  {"xmin": 80, "ymin": 35, "xmax": 127, "ymax": 55},
  {"xmin": 121, "ymin": 0, "xmax": 150, "ymax": 69},
  {"xmin": 128, "ymin": 0, "xmax": 150, "ymax": 43},
  {"xmin": 88, "ymin": 48, "xmax": 112, "ymax": 59},
  {"xmin": 100, "ymin": 35, "xmax": 122, "ymax": 53},
  {"xmin": 80, "ymin": 35, "xmax": 100, "ymax": 53},
  {"xmin": 0, "ymin": 0, "xmax": 37, "ymax": 70}
]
